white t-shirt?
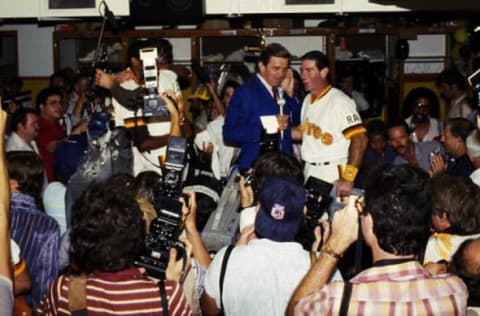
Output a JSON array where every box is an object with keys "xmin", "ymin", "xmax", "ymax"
[{"xmin": 204, "ymin": 239, "xmax": 312, "ymax": 316}]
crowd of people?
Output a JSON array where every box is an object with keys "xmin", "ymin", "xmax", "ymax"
[{"xmin": 1, "ymin": 37, "xmax": 480, "ymax": 315}]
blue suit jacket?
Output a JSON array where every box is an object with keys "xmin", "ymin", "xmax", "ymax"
[{"xmin": 223, "ymin": 75, "xmax": 301, "ymax": 169}]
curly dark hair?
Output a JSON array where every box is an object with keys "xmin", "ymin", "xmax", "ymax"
[
  {"xmin": 70, "ymin": 178, "xmax": 145, "ymax": 273},
  {"xmin": 431, "ymin": 174, "xmax": 480, "ymax": 235},
  {"xmin": 364, "ymin": 163, "xmax": 432, "ymax": 257},
  {"xmin": 6, "ymin": 151, "xmax": 44, "ymax": 204},
  {"xmin": 402, "ymin": 86, "xmax": 440, "ymax": 119}
]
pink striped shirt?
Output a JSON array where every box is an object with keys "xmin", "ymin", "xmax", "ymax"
[
  {"xmin": 296, "ymin": 261, "xmax": 467, "ymax": 316},
  {"xmin": 36, "ymin": 268, "xmax": 191, "ymax": 315}
]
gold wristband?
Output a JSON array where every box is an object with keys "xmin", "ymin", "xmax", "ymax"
[
  {"xmin": 340, "ymin": 164, "xmax": 359, "ymax": 182},
  {"xmin": 321, "ymin": 243, "xmax": 343, "ymax": 260},
  {"xmin": 15, "ymin": 260, "xmax": 27, "ymax": 277}
]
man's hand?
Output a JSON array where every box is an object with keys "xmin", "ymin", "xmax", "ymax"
[
  {"xmin": 181, "ymin": 191, "xmax": 197, "ymax": 232},
  {"xmin": 239, "ymin": 174, "xmax": 255, "ymax": 208},
  {"xmin": 429, "ymin": 153, "xmax": 446, "ymax": 178},
  {"xmin": 161, "ymin": 93, "xmax": 182, "ymax": 137},
  {"xmin": 328, "ymin": 195, "xmax": 362, "ymax": 255},
  {"xmin": 95, "ymin": 69, "xmax": 116, "ymax": 90},
  {"xmin": 311, "ymin": 221, "xmax": 330, "ymax": 253},
  {"xmin": 333, "ymin": 178, "xmax": 353, "ymax": 197},
  {"xmin": 165, "ymin": 238, "xmax": 192, "ymax": 283},
  {"xmin": 424, "ymin": 261, "xmax": 448, "ymax": 275},
  {"xmin": 276, "ymin": 114, "xmax": 289, "ymax": 131},
  {"xmin": 203, "ymin": 142, "xmax": 214, "ymax": 155},
  {"xmin": 161, "ymin": 93, "xmax": 179, "ymax": 121},
  {"xmin": 70, "ymin": 120, "xmax": 88, "ymax": 136},
  {"xmin": 281, "ymin": 68, "xmax": 295, "ymax": 97},
  {"xmin": 115, "ymin": 68, "xmax": 136, "ymax": 84},
  {"xmin": 236, "ymin": 224, "xmax": 256, "ymax": 246}
]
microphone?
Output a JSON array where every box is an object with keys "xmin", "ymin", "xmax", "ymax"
[
  {"xmin": 103, "ymin": 2, "xmax": 119, "ymax": 32},
  {"xmin": 276, "ymin": 87, "xmax": 286, "ymax": 142}
]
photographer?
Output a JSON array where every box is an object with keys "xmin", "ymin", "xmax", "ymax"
[
  {"xmin": 37, "ymin": 176, "xmax": 192, "ymax": 315},
  {"xmin": 238, "ymin": 152, "xmax": 304, "ymax": 230},
  {"xmin": 202, "ymin": 175, "xmax": 341, "ymax": 316},
  {"xmin": 95, "ymin": 38, "xmax": 187, "ymax": 176},
  {"xmin": 287, "ymin": 164, "xmax": 467, "ymax": 316}
]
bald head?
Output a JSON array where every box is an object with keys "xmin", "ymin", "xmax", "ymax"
[{"xmin": 451, "ymin": 238, "xmax": 480, "ymax": 279}]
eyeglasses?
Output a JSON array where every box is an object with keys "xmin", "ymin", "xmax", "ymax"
[{"xmin": 415, "ymin": 102, "xmax": 430, "ymax": 108}]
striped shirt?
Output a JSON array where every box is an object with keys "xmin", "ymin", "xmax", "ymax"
[
  {"xmin": 10, "ymin": 192, "xmax": 61, "ymax": 309},
  {"xmin": 296, "ymin": 260, "xmax": 467, "ymax": 316},
  {"xmin": 36, "ymin": 268, "xmax": 192, "ymax": 316}
]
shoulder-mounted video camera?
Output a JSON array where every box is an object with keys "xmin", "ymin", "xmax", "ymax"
[
  {"xmin": 139, "ymin": 47, "xmax": 170, "ymax": 118},
  {"xmin": 135, "ymin": 136, "xmax": 189, "ymax": 278}
]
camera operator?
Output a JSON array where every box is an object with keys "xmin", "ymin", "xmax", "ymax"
[
  {"xmin": 37, "ymin": 176, "xmax": 193, "ymax": 315},
  {"xmin": 95, "ymin": 38, "xmax": 187, "ymax": 176}
]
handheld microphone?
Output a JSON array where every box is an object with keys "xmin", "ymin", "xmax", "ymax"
[{"xmin": 277, "ymin": 87, "xmax": 286, "ymax": 142}]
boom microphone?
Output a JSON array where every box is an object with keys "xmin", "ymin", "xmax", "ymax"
[{"xmin": 103, "ymin": 2, "xmax": 119, "ymax": 32}]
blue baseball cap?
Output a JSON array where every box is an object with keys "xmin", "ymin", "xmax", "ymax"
[{"xmin": 255, "ymin": 175, "xmax": 306, "ymax": 242}]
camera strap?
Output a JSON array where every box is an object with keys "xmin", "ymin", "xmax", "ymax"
[
  {"xmin": 339, "ymin": 281, "xmax": 353, "ymax": 316},
  {"xmin": 158, "ymin": 278, "xmax": 170, "ymax": 316},
  {"xmin": 219, "ymin": 245, "xmax": 234, "ymax": 316}
]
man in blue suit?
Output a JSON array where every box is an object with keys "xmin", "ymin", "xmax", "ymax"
[{"xmin": 223, "ymin": 43, "xmax": 301, "ymax": 170}]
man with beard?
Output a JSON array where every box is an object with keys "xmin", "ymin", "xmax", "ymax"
[
  {"xmin": 387, "ymin": 120, "xmax": 443, "ymax": 174},
  {"xmin": 403, "ymin": 87, "xmax": 441, "ymax": 143}
]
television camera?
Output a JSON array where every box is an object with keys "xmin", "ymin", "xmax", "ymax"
[{"xmin": 135, "ymin": 136, "xmax": 189, "ymax": 278}]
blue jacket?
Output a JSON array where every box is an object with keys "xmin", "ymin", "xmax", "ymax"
[{"xmin": 223, "ymin": 75, "xmax": 301, "ymax": 169}]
